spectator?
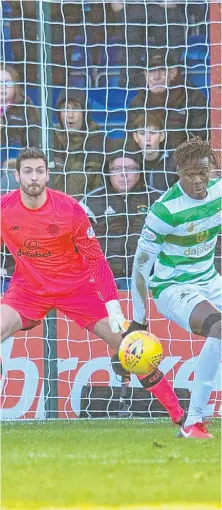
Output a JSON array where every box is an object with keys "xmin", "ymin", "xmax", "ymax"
[
  {"xmin": 51, "ymin": 89, "xmax": 105, "ymax": 200},
  {"xmin": 0, "ymin": 63, "xmax": 40, "ymax": 165},
  {"xmin": 128, "ymin": 49, "xmax": 208, "ymax": 151},
  {"xmin": 210, "ymin": 153, "xmax": 221, "ymax": 275},
  {"xmin": 131, "ymin": 111, "xmax": 178, "ymax": 197},
  {"xmin": 111, "ymin": 1, "xmax": 186, "ymax": 88},
  {"xmin": 9, "ymin": 1, "xmax": 84, "ymax": 86},
  {"xmin": 80, "ymin": 139, "xmax": 148, "ymax": 289}
]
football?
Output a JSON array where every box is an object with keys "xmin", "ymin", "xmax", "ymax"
[{"xmin": 118, "ymin": 330, "xmax": 163, "ymax": 375}]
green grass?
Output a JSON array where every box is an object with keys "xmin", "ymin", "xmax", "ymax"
[{"xmin": 1, "ymin": 419, "xmax": 221, "ymax": 509}]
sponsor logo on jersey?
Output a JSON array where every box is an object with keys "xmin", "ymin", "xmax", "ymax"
[
  {"xmin": 142, "ymin": 227, "xmax": 157, "ymax": 242},
  {"xmin": 184, "ymin": 238, "xmax": 215, "ymax": 256},
  {"xmin": 17, "ymin": 239, "xmax": 52, "ymax": 258},
  {"xmin": 87, "ymin": 226, "xmax": 95, "ymax": 238},
  {"xmin": 24, "ymin": 239, "xmax": 38, "ymax": 250},
  {"xmin": 17, "ymin": 249, "xmax": 52, "ymax": 258}
]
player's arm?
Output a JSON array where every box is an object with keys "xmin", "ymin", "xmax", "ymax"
[
  {"xmin": 131, "ymin": 202, "xmax": 174, "ymax": 327},
  {"xmin": 72, "ymin": 201, "xmax": 126, "ymax": 333}
]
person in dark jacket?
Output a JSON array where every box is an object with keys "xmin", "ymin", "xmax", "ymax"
[
  {"xmin": 80, "ymin": 139, "xmax": 149, "ymax": 288},
  {"xmin": 51, "ymin": 88, "xmax": 105, "ymax": 200},
  {"xmin": 128, "ymin": 49, "xmax": 208, "ymax": 151},
  {"xmin": 9, "ymin": 1, "xmax": 84, "ymax": 86},
  {"xmin": 0, "ymin": 63, "xmax": 40, "ymax": 164},
  {"xmin": 131, "ymin": 111, "xmax": 178, "ymax": 196}
]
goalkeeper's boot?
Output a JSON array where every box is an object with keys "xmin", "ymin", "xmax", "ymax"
[{"xmin": 178, "ymin": 422, "xmax": 213, "ymax": 439}]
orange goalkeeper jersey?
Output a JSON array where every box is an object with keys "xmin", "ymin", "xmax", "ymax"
[{"xmin": 1, "ymin": 188, "xmax": 118, "ymax": 300}]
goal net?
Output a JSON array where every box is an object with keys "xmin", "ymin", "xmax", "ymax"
[{"xmin": 1, "ymin": 0, "xmax": 221, "ymax": 420}]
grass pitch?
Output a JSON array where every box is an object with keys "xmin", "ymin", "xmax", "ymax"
[{"xmin": 1, "ymin": 419, "xmax": 221, "ymax": 510}]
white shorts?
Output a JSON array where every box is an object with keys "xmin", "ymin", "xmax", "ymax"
[{"xmin": 154, "ymin": 273, "xmax": 222, "ymax": 333}]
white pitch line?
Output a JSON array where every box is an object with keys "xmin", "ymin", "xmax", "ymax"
[
  {"xmin": 3, "ymin": 451, "xmax": 219, "ymax": 466},
  {"xmin": 1, "ymin": 504, "xmax": 221, "ymax": 510}
]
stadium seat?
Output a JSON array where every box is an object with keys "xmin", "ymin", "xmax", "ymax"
[
  {"xmin": 1, "ymin": 1, "xmax": 13, "ymax": 62},
  {"xmin": 180, "ymin": 34, "xmax": 210, "ymax": 96},
  {"xmin": 26, "ymin": 87, "xmax": 41, "ymax": 107},
  {"xmin": 88, "ymin": 83, "xmax": 138, "ymax": 131},
  {"xmin": 96, "ymin": 37, "xmax": 123, "ymax": 68}
]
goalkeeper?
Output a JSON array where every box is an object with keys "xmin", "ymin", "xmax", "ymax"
[
  {"xmin": 129, "ymin": 136, "xmax": 221, "ymax": 439},
  {"xmin": 0, "ymin": 146, "xmax": 184, "ymax": 426}
]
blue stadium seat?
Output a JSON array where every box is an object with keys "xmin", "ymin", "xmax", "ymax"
[
  {"xmin": 26, "ymin": 87, "xmax": 41, "ymax": 107},
  {"xmin": 88, "ymin": 86, "xmax": 137, "ymax": 130},
  {"xmin": 180, "ymin": 34, "xmax": 210, "ymax": 96},
  {"xmin": 26, "ymin": 86, "xmax": 63, "ymax": 124},
  {"xmin": 71, "ymin": 35, "xmax": 93, "ymax": 68},
  {"xmin": 1, "ymin": 1, "xmax": 13, "ymax": 62},
  {"xmin": 97, "ymin": 37, "xmax": 122, "ymax": 69},
  {"xmin": 69, "ymin": 71, "xmax": 89, "ymax": 90}
]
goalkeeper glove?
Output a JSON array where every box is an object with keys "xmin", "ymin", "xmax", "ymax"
[
  {"xmin": 122, "ymin": 320, "xmax": 147, "ymax": 338},
  {"xmin": 105, "ymin": 299, "xmax": 129, "ymax": 334}
]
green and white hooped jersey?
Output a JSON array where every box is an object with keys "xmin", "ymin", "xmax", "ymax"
[{"xmin": 138, "ymin": 178, "xmax": 221, "ymax": 299}]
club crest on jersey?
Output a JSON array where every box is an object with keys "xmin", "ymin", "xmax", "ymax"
[
  {"xmin": 47, "ymin": 223, "xmax": 60, "ymax": 235},
  {"xmin": 87, "ymin": 226, "xmax": 95, "ymax": 238}
]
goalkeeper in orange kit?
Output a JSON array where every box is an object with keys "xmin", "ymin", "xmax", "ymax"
[{"xmin": 0, "ymin": 147, "xmax": 185, "ymax": 426}]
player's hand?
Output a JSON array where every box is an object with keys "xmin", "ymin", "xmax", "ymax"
[
  {"xmin": 105, "ymin": 299, "xmax": 129, "ymax": 334},
  {"xmin": 122, "ymin": 320, "xmax": 147, "ymax": 338}
]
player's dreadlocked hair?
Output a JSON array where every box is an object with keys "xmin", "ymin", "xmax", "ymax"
[{"xmin": 174, "ymin": 136, "xmax": 218, "ymax": 169}]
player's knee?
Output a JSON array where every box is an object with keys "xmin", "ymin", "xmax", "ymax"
[
  {"xmin": 200, "ymin": 312, "xmax": 222, "ymax": 339},
  {"xmin": 0, "ymin": 305, "xmax": 23, "ymax": 342}
]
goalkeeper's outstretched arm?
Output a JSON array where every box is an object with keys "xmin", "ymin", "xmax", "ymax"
[{"xmin": 131, "ymin": 247, "xmax": 159, "ymax": 325}]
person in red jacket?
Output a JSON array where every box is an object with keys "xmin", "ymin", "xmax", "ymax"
[{"xmin": 1, "ymin": 146, "xmax": 185, "ymax": 426}]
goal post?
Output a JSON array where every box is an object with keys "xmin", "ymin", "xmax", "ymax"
[{"xmin": 210, "ymin": 0, "xmax": 222, "ymax": 165}]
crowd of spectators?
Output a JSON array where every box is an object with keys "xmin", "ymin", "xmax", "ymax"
[{"xmin": 1, "ymin": 1, "xmax": 220, "ymax": 292}]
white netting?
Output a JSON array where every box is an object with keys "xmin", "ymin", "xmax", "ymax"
[{"xmin": 0, "ymin": 0, "xmax": 221, "ymax": 419}]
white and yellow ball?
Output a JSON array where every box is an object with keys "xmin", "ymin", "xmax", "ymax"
[{"xmin": 118, "ymin": 330, "xmax": 163, "ymax": 375}]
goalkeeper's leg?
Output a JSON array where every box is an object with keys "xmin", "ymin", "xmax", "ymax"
[
  {"xmin": 137, "ymin": 369, "xmax": 185, "ymax": 425},
  {"xmin": 0, "ymin": 304, "xmax": 41, "ymax": 342},
  {"xmin": 111, "ymin": 352, "xmax": 184, "ymax": 425},
  {"xmin": 109, "ymin": 348, "xmax": 185, "ymax": 425}
]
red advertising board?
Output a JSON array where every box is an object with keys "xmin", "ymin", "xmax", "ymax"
[{"xmin": 1, "ymin": 293, "xmax": 221, "ymax": 419}]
